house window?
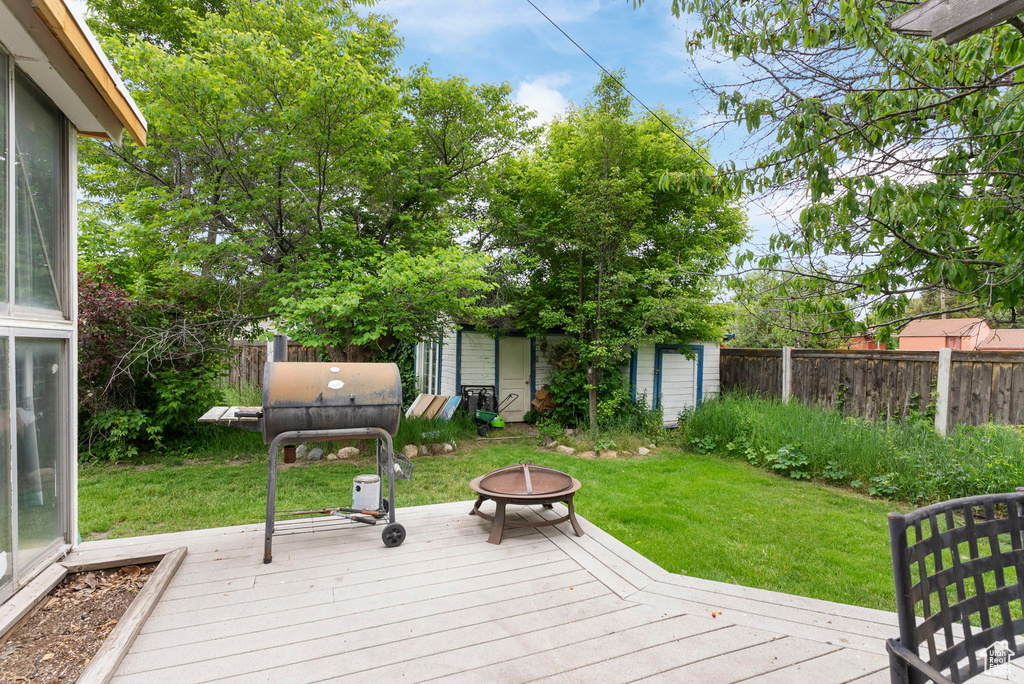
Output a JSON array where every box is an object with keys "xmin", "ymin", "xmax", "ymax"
[
  {"xmin": 0, "ymin": 45, "xmax": 74, "ymax": 602},
  {"xmin": 14, "ymin": 74, "xmax": 64, "ymax": 313}
]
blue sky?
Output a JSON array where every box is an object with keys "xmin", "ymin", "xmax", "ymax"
[{"xmin": 360, "ymin": 0, "xmax": 793, "ymax": 243}]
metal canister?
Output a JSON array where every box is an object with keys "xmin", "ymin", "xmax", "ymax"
[{"xmin": 353, "ymin": 474, "xmax": 381, "ymax": 510}]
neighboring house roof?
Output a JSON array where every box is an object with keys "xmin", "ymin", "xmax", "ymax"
[
  {"xmin": 979, "ymin": 329, "xmax": 1024, "ymax": 350},
  {"xmin": 1, "ymin": 0, "xmax": 147, "ymax": 145},
  {"xmin": 898, "ymin": 318, "xmax": 987, "ymax": 337}
]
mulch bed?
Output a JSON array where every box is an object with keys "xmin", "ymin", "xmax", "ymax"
[{"xmin": 0, "ymin": 563, "xmax": 155, "ymax": 683}]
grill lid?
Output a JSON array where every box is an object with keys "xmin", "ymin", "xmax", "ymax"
[{"xmin": 478, "ymin": 462, "xmax": 573, "ymax": 497}]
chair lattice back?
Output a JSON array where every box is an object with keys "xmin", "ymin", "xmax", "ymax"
[{"xmin": 889, "ymin": 491, "xmax": 1024, "ymax": 683}]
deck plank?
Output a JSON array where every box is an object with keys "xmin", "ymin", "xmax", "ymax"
[
  {"xmin": 738, "ymin": 648, "xmax": 889, "ymax": 684},
  {"xmin": 117, "ymin": 579, "xmax": 610, "ymax": 677},
  {"xmin": 82, "ymin": 501, "xmax": 912, "ymax": 683}
]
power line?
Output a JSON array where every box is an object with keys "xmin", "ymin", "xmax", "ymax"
[{"xmin": 522, "ymin": 0, "xmax": 714, "ymax": 168}]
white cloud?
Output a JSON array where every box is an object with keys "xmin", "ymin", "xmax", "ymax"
[{"xmin": 515, "ymin": 73, "xmax": 572, "ymax": 125}]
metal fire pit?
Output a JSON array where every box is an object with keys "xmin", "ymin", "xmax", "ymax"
[
  {"xmin": 468, "ymin": 462, "xmax": 583, "ymax": 544},
  {"xmin": 200, "ymin": 338, "xmax": 407, "ymax": 563}
]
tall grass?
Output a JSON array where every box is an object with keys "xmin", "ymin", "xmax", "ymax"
[{"xmin": 681, "ymin": 394, "xmax": 1024, "ymax": 503}]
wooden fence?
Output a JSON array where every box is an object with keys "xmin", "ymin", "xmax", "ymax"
[
  {"xmin": 721, "ymin": 347, "xmax": 1024, "ymax": 433},
  {"xmin": 227, "ymin": 342, "xmax": 323, "ymax": 388}
]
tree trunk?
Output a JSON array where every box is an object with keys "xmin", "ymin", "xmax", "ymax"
[{"xmin": 587, "ymin": 365, "xmax": 599, "ymax": 431}]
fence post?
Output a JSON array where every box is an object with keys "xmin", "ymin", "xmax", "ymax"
[
  {"xmin": 781, "ymin": 347, "xmax": 793, "ymax": 402},
  {"xmin": 935, "ymin": 348, "xmax": 952, "ymax": 436}
]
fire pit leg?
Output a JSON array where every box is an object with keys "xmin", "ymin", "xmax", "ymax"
[
  {"xmin": 488, "ymin": 499, "xmax": 508, "ymax": 545},
  {"xmin": 470, "ymin": 496, "xmax": 485, "ymax": 516},
  {"xmin": 567, "ymin": 497, "xmax": 584, "ymax": 538}
]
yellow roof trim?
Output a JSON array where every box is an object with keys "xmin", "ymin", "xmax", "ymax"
[{"xmin": 31, "ymin": 0, "xmax": 147, "ymax": 146}]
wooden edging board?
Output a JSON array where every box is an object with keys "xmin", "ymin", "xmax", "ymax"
[
  {"xmin": 0, "ymin": 563, "xmax": 68, "ymax": 641},
  {"xmin": 75, "ymin": 546, "xmax": 187, "ymax": 684}
]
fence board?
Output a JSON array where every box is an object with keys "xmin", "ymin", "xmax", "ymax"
[
  {"xmin": 720, "ymin": 347, "xmax": 1022, "ymax": 430},
  {"xmin": 227, "ymin": 343, "xmax": 324, "ymax": 389}
]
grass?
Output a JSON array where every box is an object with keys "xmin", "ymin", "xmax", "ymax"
[
  {"xmin": 79, "ymin": 439, "xmax": 903, "ymax": 612},
  {"xmin": 681, "ymin": 393, "xmax": 1024, "ymax": 504}
]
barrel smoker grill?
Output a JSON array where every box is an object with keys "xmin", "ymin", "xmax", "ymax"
[{"xmin": 200, "ymin": 354, "xmax": 407, "ymax": 563}]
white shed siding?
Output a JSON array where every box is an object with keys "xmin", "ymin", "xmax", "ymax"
[
  {"xmin": 459, "ymin": 331, "xmax": 495, "ymax": 387},
  {"xmin": 699, "ymin": 341, "xmax": 720, "ymax": 399},
  {"xmin": 659, "ymin": 350, "xmax": 698, "ymax": 426},
  {"xmin": 634, "ymin": 344, "xmax": 657, "ymax": 407},
  {"xmin": 438, "ymin": 329, "xmax": 458, "ymax": 396},
  {"xmin": 534, "ymin": 334, "xmax": 567, "ymax": 386}
]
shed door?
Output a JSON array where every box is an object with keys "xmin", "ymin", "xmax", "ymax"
[
  {"xmin": 656, "ymin": 347, "xmax": 700, "ymax": 427},
  {"xmin": 498, "ymin": 337, "xmax": 530, "ymax": 422}
]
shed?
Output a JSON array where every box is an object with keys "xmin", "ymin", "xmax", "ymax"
[
  {"xmin": 897, "ymin": 318, "xmax": 990, "ymax": 351},
  {"xmin": 415, "ymin": 328, "xmax": 720, "ymax": 428}
]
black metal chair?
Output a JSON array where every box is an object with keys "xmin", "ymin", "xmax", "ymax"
[{"xmin": 887, "ymin": 490, "xmax": 1024, "ymax": 683}]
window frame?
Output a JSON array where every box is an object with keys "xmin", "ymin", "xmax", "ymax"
[{"xmin": 0, "ymin": 40, "xmax": 76, "ymax": 604}]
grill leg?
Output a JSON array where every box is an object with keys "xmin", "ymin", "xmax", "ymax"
[
  {"xmin": 567, "ymin": 497, "xmax": 584, "ymax": 538},
  {"xmin": 265, "ymin": 440, "xmax": 280, "ymax": 564}
]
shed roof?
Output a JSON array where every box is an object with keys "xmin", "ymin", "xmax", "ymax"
[
  {"xmin": 979, "ymin": 329, "xmax": 1024, "ymax": 350},
  {"xmin": 898, "ymin": 318, "xmax": 987, "ymax": 338}
]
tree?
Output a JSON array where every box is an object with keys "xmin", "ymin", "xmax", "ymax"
[
  {"xmin": 490, "ymin": 73, "xmax": 746, "ymax": 429},
  {"xmin": 80, "ymin": 0, "xmax": 536, "ymax": 362},
  {"xmin": 87, "ymin": 0, "xmax": 226, "ymax": 52},
  {"xmin": 728, "ymin": 273, "xmax": 852, "ymax": 348},
  {"xmin": 640, "ymin": 0, "xmax": 1024, "ymax": 337}
]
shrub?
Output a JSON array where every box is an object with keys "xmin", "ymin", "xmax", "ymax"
[
  {"xmin": 681, "ymin": 393, "xmax": 1024, "ymax": 504},
  {"xmin": 78, "ymin": 273, "xmax": 230, "ymax": 461}
]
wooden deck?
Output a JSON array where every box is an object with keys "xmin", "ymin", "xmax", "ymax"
[{"xmin": 62, "ymin": 501, "xmax": 1011, "ymax": 683}]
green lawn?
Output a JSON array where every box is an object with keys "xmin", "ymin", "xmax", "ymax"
[{"xmin": 79, "ymin": 440, "xmax": 904, "ymax": 612}]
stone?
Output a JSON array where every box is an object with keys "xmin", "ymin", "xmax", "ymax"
[
  {"xmin": 598, "ymin": 450, "xmax": 617, "ymax": 459},
  {"xmin": 647, "ymin": 444, "xmax": 657, "ymax": 450},
  {"xmin": 565, "ymin": 428, "xmax": 575, "ymax": 436},
  {"xmin": 548, "ymin": 441, "xmax": 559, "ymax": 449},
  {"xmin": 443, "ymin": 443, "xmax": 454, "ymax": 453},
  {"xmin": 338, "ymin": 446, "xmax": 360, "ymax": 459},
  {"xmin": 418, "ymin": 445, "xmax": 428, "ymax": 456},
  {"xmin": 638, "ymin": 447, "xmax": 651, "ymax": 456},
  {"xmin": 402, "ymin": 444, "xmax": 418, "ymax": 460},
  {"xmin": 622, "ymin": 451, "xmax": 633, "ymax": 457},
  {"xmin": 539, "ymin": 435, "xmax": 554, "ymax": 447},
  {"xmin": 578, "ymin": 450, "xmax": 597, "ymax": 459},
  {"xmin": 429, "ymin": 443, "xmax": 445, "ymax": 455},
  {"xmin": 326, "ymin": 452, "xmax": 339, "ymax": 461},
  {"xmin": 295, "ymin": 444, "xmax": 308, "ymax": 460},
  {"xmin": 556, "ymin": 445, "xmax": 575, "ymax": 455},
  {"xmin": 307, "ymin": 447, "xmax": 324, "ymax": 461}
]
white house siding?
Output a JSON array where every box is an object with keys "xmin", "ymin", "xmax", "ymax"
[{"xmin": 459, "ymin": 330, "xmax": 496, "ymax": 387}]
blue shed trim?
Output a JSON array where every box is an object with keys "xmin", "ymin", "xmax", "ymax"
[
  {"xmin": 629, "ymin": 349, "xmax": 638, "ymax": 404},
  {"xmin": 455, "ymin": 329, "xmax": 462, "ymax": 396},
  {"xmin": 653, "ymin": 343, "xmax": 705, "ymax": 410}
]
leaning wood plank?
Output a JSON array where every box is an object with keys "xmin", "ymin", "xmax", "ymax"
[
  {"xmin": 0, "ymin": 563, "xmax": 67, "ymax": 640},
  {"xmin": 77, "ymin": 547, "xmax": 187, "ymax": 684}
]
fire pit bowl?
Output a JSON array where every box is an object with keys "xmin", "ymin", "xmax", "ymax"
[{"xmin": 468, "ymin": 462, "xmax": 584, "ymax": 545}]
